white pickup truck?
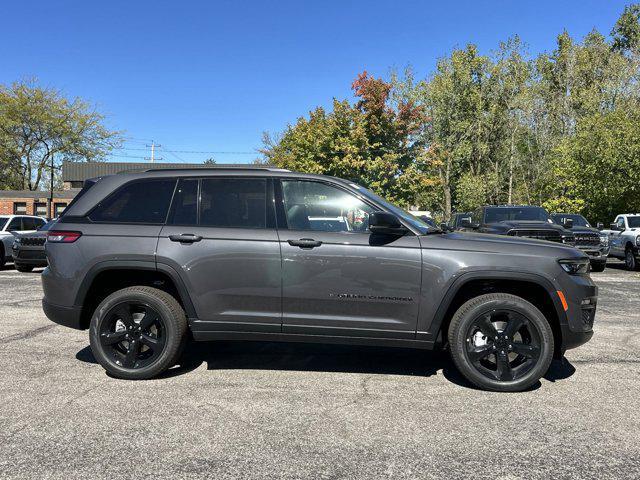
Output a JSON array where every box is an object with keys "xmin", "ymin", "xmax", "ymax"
[{"xmin": 602, "ymin": 214, "xmax": 640, "ymax": 270}]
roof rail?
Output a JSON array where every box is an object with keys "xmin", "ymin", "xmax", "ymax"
[{"xmin": 142, "ymin": 165, "xmax": 291, "ymax": 173}]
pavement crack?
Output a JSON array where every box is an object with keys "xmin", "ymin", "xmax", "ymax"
[{"xmin": 0, "ymin": 324, "xmax": 56, "ymax": 344}]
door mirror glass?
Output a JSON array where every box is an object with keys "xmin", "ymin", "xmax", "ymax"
[
  {"xmin": 369, "ymin": 212, "xmax": 408, "ymax": 235},
  {"xmin": 597, "ymin": 222, "xmax": 604, "ymax": 230},
  {"xmin": 610, "ymin": 223, "xmax": 621, "ymax": 231},
  {"xmin": 562, "ymin": 218, "xmax": 574, "ymax": 229}
]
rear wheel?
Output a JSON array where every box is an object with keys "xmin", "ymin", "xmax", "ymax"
[
  {"xmin": 624, "ymin": 247, "xmax": 638, "ymax": 270},
  {"xmin": 448, "ymin": 293, "xmax": 554, "ymax": 392},
  {"xmin": 15, "ymin": 265, "xmax": 34, "ymax": 272},
  {"xmin": 89, "ymin": 286, "xmax": 188, "ymax": 380},
  {"xmin": 0, "ymin": 245, "xmax": 5, "ymax": 269}
]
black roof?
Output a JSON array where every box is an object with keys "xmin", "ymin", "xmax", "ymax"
[{"xmin": 61, "ymin": 161, "xmax": 266, "ymax": 182}]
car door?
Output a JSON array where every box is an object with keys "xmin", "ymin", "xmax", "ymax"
[
  {"xmin": 610, "ymin": 216, "xmax": 626, "ymax": 256},
  {"xmin": 277, "ymin": 179, "xmax": 422, "ymax": 339},
  {"xmin": 157, "ymin": 176, "xmax": 282, "ymax": 332}
]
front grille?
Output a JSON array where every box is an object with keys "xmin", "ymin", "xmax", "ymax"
[
  {"xmin": 16, "ymin": 250, "xmax": 46, "ymax": 260},
  {"xmin": 574, "ymin": 233, "xmax": 600, "ymax": 247},
  {"xmin": 20, "ymin": 237, "xmax": 46, "ymax": 246},
  {"xmin": 507, "ymin": 229, "xmax": 562, "ymax": 243}
]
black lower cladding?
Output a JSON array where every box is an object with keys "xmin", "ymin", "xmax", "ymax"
[{"xmin": 42, "ymin": 299, "xmax": 84, "ymax": 329}]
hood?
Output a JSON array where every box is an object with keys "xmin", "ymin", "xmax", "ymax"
[
  {"xmin": 431, "ymin": 231, "xmax": 583, "ymax": 257},
  {"xmin": 568, "ymin": 225, "xmax": 600, "ymax": 234},
  {"xmin": 488, "ymin": 220, "xmax": 566, "ymax": 231}
]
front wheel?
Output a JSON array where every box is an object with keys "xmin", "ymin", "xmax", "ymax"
[
  {"xmin": 89, "ymin": 286, "xmax": 188, "ymax": 380},
  {"xmin": 625, "ymin": 247, "xmax": 638, "ymax": 271},
  {"xmin": 590, "ymin": 261, "xmax": 606, "ymax": 273},
  {"xmin": 15, "ymin": 264, "xmax": 34, "ymax": 273},
  {"xmin": 448, "ymin": 293, "xmax": 554, "ymax": 392}
]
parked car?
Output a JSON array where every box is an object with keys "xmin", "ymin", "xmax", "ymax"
[
  {"xmin": 551, "ymin": 213, "xmax": 609, "ymax": 272},
  {"xmin": 0, "ymin": 215, "xmax": 47, "ymax": 268},
  {"xmin": 460, "ymin": 205, "xmax": 575, "ymax": 245},
  {"xmin": 416, "ymin": 215, "xmax": 437, "ymax": 228},
  {"xmin": 42, "ymin": 168, "xmax": 596, "ymax": 392},
  {"xmin": 601, "ymin": 214, "xmax": 640, "ymax": 270},
  {"xmin": 12, "ymin": 220, "xmax": 56, "ymax": 272}
]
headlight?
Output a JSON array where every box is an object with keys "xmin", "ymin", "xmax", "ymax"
[
  {"xmin": 558, "ymin": 258, "xmax": 590, "ymax": 275},
  {"xmin": 600, "ymin": 234, "xmax": 609, "ymax": 246},
  {"xmin": 13, "ymin": 237, "xmax": 21, "ymax": 244},
  {"xmin": 636, "ymin": 236, "xmax": 640, "ymax": 247}
]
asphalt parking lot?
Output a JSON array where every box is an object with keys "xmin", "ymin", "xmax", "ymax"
[{"xmin": 1, "ymin": 262, "xmax": 639, "ymax": 479}]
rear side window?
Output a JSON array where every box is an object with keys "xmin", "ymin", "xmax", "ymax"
[
  {"xmin": 200, "ymin": 178, "xmax": 266, "ymax": 228},
  {"xmin": 168, "ymin": 179, "xmax": 198, "ymax": 225},
  {"xmin": 89, "ymin": 179, "xmax": 176, "ymax": 224}
]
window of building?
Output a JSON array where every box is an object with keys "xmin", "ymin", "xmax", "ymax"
[
  {"xmin": 54, "ymin": 203, "xmax": 67, "ymax": 218},
  {"xmin": 199, "ymin": 178, "xmax": 267, "ymax": 228},
  {"xmin": 35, "ymin": 202, "xmax": 48, "ymax": 218},
  {"xmin": 13, "ymin": 202, "xmax": 27, "ymax": 215},
  {"xmin": 280, "ymin": 180, "xmax": 374, "ymax": 232},
  {"xmin": 89, "ymin": 179, "xmax": 176, "ymax": 224}
]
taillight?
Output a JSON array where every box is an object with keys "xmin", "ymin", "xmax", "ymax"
[{"xmin": 47, "ymin": 231, "xmax": 82, "ymax": 243}]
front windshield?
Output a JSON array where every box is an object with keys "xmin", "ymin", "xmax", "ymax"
[
  {"xmin": 0, "ymin": 218, "xmax": 7, "ymax": 230},
  {"xmin": 553, "ymin": 214, "xmax": 590, "ymax": 227},
  {"xmin": 350, "ymin": 184, "xmax": 433, "ymax": 234},
  {"xmin": 485, "ymin": 207, "xmax": 551, "ymax": 223},
  {"xmin": 628, "ymin": 216, "xmax": 640, "ymax": 228}
]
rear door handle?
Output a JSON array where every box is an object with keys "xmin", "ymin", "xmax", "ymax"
[
  {"xmin": 169, "ymin": 233, "xmax": 202, "ymax": 243},
  {"xmin": 287, "ymin": 238, "xmax": 322, "ymax": 249}
]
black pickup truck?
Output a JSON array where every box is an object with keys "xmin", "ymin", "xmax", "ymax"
[{"xmin": 460, "ymin": 205, "xmax": 575, "ymax": 246}]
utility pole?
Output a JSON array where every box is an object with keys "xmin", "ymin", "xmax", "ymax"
[
  {"xmin": 145, "ymin": 141, "xmax": 163, "ymax": 163},
  {"xmin": 49, "ymin": 152, "xmax": 54, "ymax": 219}
]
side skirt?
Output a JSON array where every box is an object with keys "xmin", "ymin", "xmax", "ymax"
[{"xmin": 190, "ymin": 328, "xmax": 436, "ymax": 350}]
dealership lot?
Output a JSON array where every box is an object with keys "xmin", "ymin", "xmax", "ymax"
[{"xmin": 1, "ymin": 263, "xmax": 639, "ymax": 479}]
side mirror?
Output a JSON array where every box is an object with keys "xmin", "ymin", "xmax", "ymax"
[
  {"xmin": 562, "ymin": 218, "xmax": 574, "ymax": 229},
  {"xmin": 369, "ymin": 212, "xmax": 408, "ymax": 235},
  {"xmin": 440, "ymin": 222, "xmax": 450, "ymax": 231},
  {"xmin": 460, "ymin": 217, "xmax": 478, "ymax": 229},
  {"xmin": 610, "ymin": 223, "xmax": 620, "ymax": 231},
  {"xmin": 597, "ymin": 222, "xmax": 604, "ymax": 230}
]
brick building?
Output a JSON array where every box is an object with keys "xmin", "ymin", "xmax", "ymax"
[{"xmin": 0, "ymin": 161, "xmax": 227, "ymax": 219}]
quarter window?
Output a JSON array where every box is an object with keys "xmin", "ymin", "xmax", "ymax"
[
  {"xmin": 281, "ymin": 180, "xmax": 374, "ymax": 232},
  {"xmin": 199, "ymin": 178, "xmax": 267, "ymax": 228},
  {"xmin": 89, "ymin": 179, "xmax": 176, "ymax": 224}
]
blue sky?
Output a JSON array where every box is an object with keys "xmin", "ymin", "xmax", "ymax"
[{"xmin": 0, "ymin": 0, "xmax": 632, "ymax": 164}]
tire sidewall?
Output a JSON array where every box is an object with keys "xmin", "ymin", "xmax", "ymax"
[
  {"xmin": 625, "ymin": 248, "xmax": 636, "ymax": 270},
  {"xmin": 449, "ymin": 295, "xmax": 554, "ymax": 392},
  {"xmin": 89, "ymin": 289, "xmax": 184, "ymax": 379}
]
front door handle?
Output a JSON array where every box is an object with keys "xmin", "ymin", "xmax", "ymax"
[
  {"xmin": 287, "ymin": 238, "xmax": 322, "ymax": 249},
  {"xmin": 169, "ymin": 233, "xmax": 202, "ymax": 243}
]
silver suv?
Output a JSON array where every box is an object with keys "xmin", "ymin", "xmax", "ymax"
[
  {"xmin": 42, "ymin": 167, "xmax": 597, "ymax": 392},
  {"xmin": 0, "ymin": 215, "xmax": 47, "ymax": 268}
]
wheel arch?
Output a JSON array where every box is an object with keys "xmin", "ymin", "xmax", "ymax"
[
  {"xmin": 75, "ymin": 260, "xmax": 197, "ymax": 329},
  {"xmin": 429, "ymin": 271, "xmax": 566, "ymax": 358}
]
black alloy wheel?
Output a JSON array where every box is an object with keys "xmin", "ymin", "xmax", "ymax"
[
  {"xmin": 464, "ymin": 309, "xmax": 541, "ymax": 382},
  {"xmin": 98, "ymin": 302, "xmax": 166, "ymax": 369},
  {"xmin": 89, "ymin": 286, "xmax": 188, "ymax": 380},
  {"xmin": 448, "ymin": 293, "xmax": 554, "ymax": 392}
]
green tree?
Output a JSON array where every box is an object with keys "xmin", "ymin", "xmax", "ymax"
[
  {"xmin": 0, "ymin": 80, "xmax": 121, "ymax": 190},
  {"xmin": 261, "ymin": 72, "xmax": 434, "ymax": 206}
]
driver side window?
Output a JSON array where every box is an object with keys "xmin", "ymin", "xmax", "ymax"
[
  {"xmin": 617, "ymin": 217, "xmax": 626, "ymax": 229},
  {"xmin": 280, "ymin": 180, "xmax": 374, "ymax": 233}
]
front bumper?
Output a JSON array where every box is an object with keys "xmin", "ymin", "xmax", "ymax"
[
  {"xmin": 12, "ymin": 245, "xmax": 48, "ymax": 267},
  {"xmin": 42, "ymin": 299, "xmax": 84, "ymax": 330},
  {"xmin": 575, "ymin": 244, "xmax": 609, "ymax": 263},
  {"xmin": 557, "ymin": 272, "xmax": 598, "ymax": 352}
]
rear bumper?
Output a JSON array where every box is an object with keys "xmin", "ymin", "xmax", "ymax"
[{"xmin": 42, "ymin": 299, "xmax": 84, "ymax": 330}]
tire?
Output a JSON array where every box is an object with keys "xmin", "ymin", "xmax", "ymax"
[
  {"xmin": 0, "ymin": 245, "xmax": 5, "ymax": 269},
  {"xmin": 590, "ymin": 261, "xmax": 606, "ymax": 273},
  {"xmin": 624, "ymin": 247, "xmax": 638, "ymax": 271},
  {"xmin": 15, "ymin": 264, "xmax": 34, "ymax": 272},
  {"xmin": 89, "ymin": 286, "xmax": 188, "ymax": 380},
  {"xmin": 448, "ymin": 293, "xmax": 554, "ymax": 392}
]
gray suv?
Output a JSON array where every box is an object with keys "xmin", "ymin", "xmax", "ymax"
[{"xmin": 42, "ymin": 167, "xmax": 597, "ymax": 392}]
